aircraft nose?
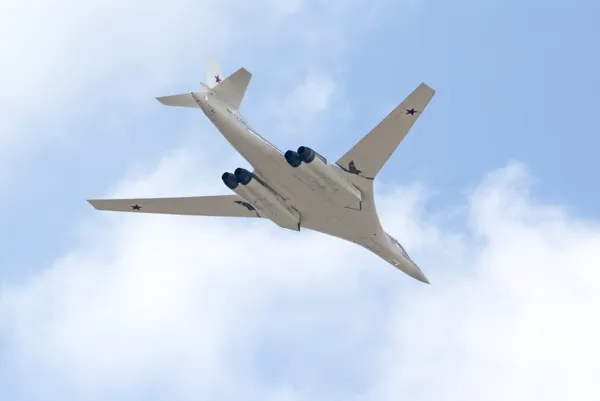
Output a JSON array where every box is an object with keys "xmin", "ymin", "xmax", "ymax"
[
  {"xmin": 401, "ymin": 259, "xmax": 430, "ymax": 284},
  {"xmin": 390, "ymin": 257, "xmax": 431, "ymax": 284},
  {"xmin": 409, "ymin": 267, "xmax": 430, "ymax": 284}
]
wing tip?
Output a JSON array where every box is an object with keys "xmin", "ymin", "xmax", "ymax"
[
  {"xmin": 419, "ymin": 82, "xmax": 436, "ymax": 95},
  {"xmin": 87, "ymin": 199, "xmax": 101, "ymax": 210},
  {"xmin": 155, "ymin": 96, "xmax": 170, "ymax": 105}
]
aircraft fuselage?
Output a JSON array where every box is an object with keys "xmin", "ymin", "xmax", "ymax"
[{"xmin": 196, "ymin": 90, "xmax": 429, "ymax": 283}]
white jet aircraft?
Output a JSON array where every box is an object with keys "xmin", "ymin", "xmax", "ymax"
[{"xmin": 89, "ymin": 58, "xmax": 435, "ymax": 284}]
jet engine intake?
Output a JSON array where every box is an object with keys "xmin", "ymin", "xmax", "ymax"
[
  {"xmin": 223, "ymin": 168, "xmax": 301, "ymax": 231},
  {"xmin": 234, "ymin": 167, "xmax": 253, "ymax": 185},
  {"xmin": 221, "ymin": 172, "xmax": 238, "ymax": 190},
  {"xmin": 284, "ymin": 150, "xmax": 302, "ymax": 168},
  {"xmin": 297, "ymin": 146, "xmax": 326, "ymax": 164}
]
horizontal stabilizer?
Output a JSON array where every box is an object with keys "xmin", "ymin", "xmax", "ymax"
[
  {"xmin": 336, "ymin": 83, "xmax": 435, "ymax": 180},
  {"xmin": 88, "ymin": 195, "xmax": 261, "ymax": 218},
  {"xmin": 212, "ymin": 67, "xmax": 252, "ymax": 109},
  {"xmin": 156, "ymin": 93, "xmax": 202, "ymax": 108}
]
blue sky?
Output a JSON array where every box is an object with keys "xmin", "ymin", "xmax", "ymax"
[{"xmin": 1, "ymin": 0, "xmax": 600, "ymax": 400}]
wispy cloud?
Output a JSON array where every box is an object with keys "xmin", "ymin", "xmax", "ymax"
[{"xmin": 262, "ymin": 70, "xmax": 339, "ymax": 138}]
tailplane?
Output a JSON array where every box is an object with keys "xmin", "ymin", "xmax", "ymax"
[
  {"xmin": 156, "ymin": 56, "xmax": 252, "ymax": 110},
  {"xmin": 156, "ymin": 92, "xmax": 202, "ymax": 108}
]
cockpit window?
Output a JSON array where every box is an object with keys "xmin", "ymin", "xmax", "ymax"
[
  {"xmin": 385, "ymin": 233, "xmax": 413, "ymax": 262},
  {"xmin": 386, "ymin": 233, "xmax": 400, "ymax": 247}
]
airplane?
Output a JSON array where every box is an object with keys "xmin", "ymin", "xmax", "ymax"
[{"xmin": 88, "ymin": 58, "xmax": 436, "ymax": 284}]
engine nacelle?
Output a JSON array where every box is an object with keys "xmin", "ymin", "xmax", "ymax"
[
  {"xmin": 284, "ymin": 150, "xmax": 302, "ymax": 168},
  {"xmin": 293, "ymin": 145, "xmax": 362, "ymax": 209},
  {"xmin": 222, "ymin": 168, "xmax": 300, "ymax": 231},
  {"xmin": 221, "ymin": 172, "xmax": 238, "ymax": 190},
  {"xmin": 234, "ymin": 167, "xmax": 253, "ymax": 185},
  {"xmin": 297, "ymin": 146, "xmax": 326, "ymax": 164}
]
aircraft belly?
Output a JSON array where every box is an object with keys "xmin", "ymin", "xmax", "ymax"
[
  {"xmin": 261, "ymin": 166, "xmax": 378, "ymax": 240},
  {"xmin": 289, "ymin": 162, "xmax": 362, "ymax": 210},
  {"xmin": 213, "ymin": 121, "xmax": 342, "ymax": 212},
  {"xmin": 233, "ymin": 182, "xmax": 300, "ymax": 231},
  {"xmin": 212, "ymin": 115, "xmax": 379, "ymax": 241},
  {"xmin": 211, "ymin": 117, "xmax": 318, "ymax": 220},
  {"xmin": 231, "ymin": 139, "xmax": 324, "ymax": 211}
]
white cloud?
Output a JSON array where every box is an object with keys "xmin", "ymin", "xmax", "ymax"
[
  {"xmin": 3, "ymin": 0, "xmax": 598, "ymax": 399},
  {"xmin": 363, "ymin": 163, "xmax": 600, "ymax": 401},
  {"xmin": 2, "ymin": 155, "xmax": 600, "ymax": 400},
  {"xmin": 289, "ymin": 73, "xmax": 337, "ymax": 115},
  {"xmin": 263, "ymin": 70, "xmax": 339, "ymax": 137}
]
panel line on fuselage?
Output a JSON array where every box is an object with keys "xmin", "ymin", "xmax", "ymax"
[{"xmin": 222, "ymin": 105, "xmax": 282, "ymax": 154}]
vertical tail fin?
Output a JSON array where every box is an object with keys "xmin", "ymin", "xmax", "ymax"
[
  {"xmin": 156, "ymin": 57, "xmax": 252, "ymax": 110},
  {"xmin": 211, "ymin": 67, "xmax": 252, "ymax": 110},
  {"xmin": 206, "ymin": 56, "xmax": 223, "ymax": 88}
]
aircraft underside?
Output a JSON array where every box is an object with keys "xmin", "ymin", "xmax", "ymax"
[
  {"xmin": 209, "ymin": 109, "xmax": 374, "ymax": 238},
  {"xmin": 88, "ymin": 57, "xmax": 435, "ymax": 284}
]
